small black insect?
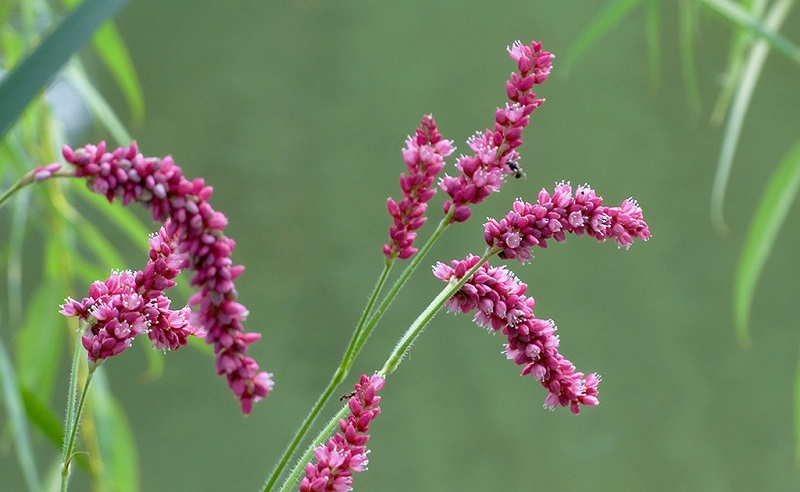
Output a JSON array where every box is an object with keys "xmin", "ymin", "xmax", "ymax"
[
  {"xmin": 508, "ymin": 161, "xmax": 526, "ymax": 179},
  {"xmin": 339, "ymin": 391, "xmax": 357, "ymax": 401}
]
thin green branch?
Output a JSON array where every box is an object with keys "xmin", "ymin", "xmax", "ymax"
[
  {"xmin": 61, "ymin": 338, "xmax": 95, "ymax": 492},
  {"xmin": 0, "ymin": 330, "xmax": 42, "ymax": 492},
  {"xmin": 0, "ymin": 170, "xmax": 73, "ymax": 209},
  {"xmin": 260, "ymin": 262, "xmax": 392, "ymax": 492},
  {"xmin": 0, "ymin": 0, "xmax": 131, "ymax": 137},
  {"xmin": 352, "ymin": 212, "xmax": 453, "ymax": 355},
  {"xmin": 710, "ymin": 0, "xmax": 796, "ymax": 232},
  {"xmin": 702, "ymin": 0, "xmax": 800, "ymax": 64},
  {"xmin": 263, "ymin": 211, "xmax": 454, "ymax": 491},
  {"xmin": 278, "ymin": 247, "xmax": 496, "ymax": 491}
]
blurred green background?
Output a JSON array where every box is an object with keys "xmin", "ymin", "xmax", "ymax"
[{"xmin": 4, "ymin": 1, "xmax": 800, "ymax": 490}]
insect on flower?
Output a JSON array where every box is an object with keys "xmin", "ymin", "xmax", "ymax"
[
  {"xmin": 339, "ymin": 390, "xmax": 357, "ymax": 401},
  {"xmin": 508, "ymin": 161, "xmax": 526, "ymax": 179}
]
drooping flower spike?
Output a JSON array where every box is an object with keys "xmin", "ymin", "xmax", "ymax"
[
  {"xmin": 60, "ymin": 141, "xmax": 273, "ymax": 414},
  {"xmin": 440, "ymin": 40, "xmax": 553, "ymax": 223},
  {"xmin": 484, "ymin": 182, "xmax": 651, "ymax": 263},
  {"xmin": 384, "ymin": 115, "xmax": 454, "ymax": 260},
  {"xmin": 433, "ymin": 256, "xmax": 599, "ymax": 414},
  {"xmin": 300, "ymin": 374, "xmax": 385, "ymax": 492}
]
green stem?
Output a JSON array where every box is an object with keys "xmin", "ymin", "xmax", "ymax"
[
  {"xmin": 340, "ymin": 261, "xmax": 394, "ymax": 372},
  {"xmin": 61, "ymin": 354, "xmax": 95, "ymax": 492},
  {"xmin": 278, "ymin": 247, "xmax": 496, "ymax": 491},
  {"xmin": 0, "ymin": 170, "xmax": 72, "ymax": 208},
  {"xmin": 261, "ymin": 263, "xmax": 393, "ymax": 492},
  {"xmin": 263, "ymin": 211, "xmax": 454, "ymax": 491},
  {"xmin": 351, "ymin": 212, "xmax": 453, "ymax": 356},
  {"xmin": 379, "ymin": 247, "xmax": 496, "ymax": 376},
  {"xmin": 0, "ymin": 175, "xmax": 28, "ymax": 208},
  {"xmin": 278, "ymin": 401, "xmax": 351, "ymax": 492}
]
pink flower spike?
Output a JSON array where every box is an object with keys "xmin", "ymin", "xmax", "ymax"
[
  {"xmin": 441, "ymin": 40, "xmax": 552, "ymax": 223},
  {"xmin": 434, "ymin": 256, "xmax": 600, "ymax": 413},
  {"xmin": 300, "ymin": 374, "xmax": 385, "ymax": 492},
  {"xmin": 60, "ymin": 141, "xmax": 273, "ymax": 412},
  {"xmin": 484, "ymin": 182, "xmax": 650, "ymax": 262},
  {"xmin": 384, "ymin": 115, "xmax": 453, "ymax": 260}
]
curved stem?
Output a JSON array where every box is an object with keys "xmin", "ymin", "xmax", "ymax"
[
  {"xmin": 379, "ymin": 247, "xmax": 495, "ymax": 376},
  {"xmin": 279, "ymin": 247, "xmax": 496, "ymax": 491},
  {"xmin": 351, "ymin": 212, "xmax": 453, "ymax": 355},
  {"xmin": 0, "ymin": 170, "xmax": 72, "ymax": 208},
  {"xmin": 61, "ymin": 355, "xmax": 95, "ymax": 492},
  {"xmin": 277, "ymin": 400, "xmax": 350, "ymax": 492},
  {"xmin": 0, "ymin": 176, "xmax": 27, "ymax": 208},
  {"xmin": 261, "ymin": 264, "xmax": 393, "ymax": 492},
  {"xmin": 263, "ymin": 211, "xmax": 454, "ymax": 491},
  {"xmin": 340, "ymin": 261, "xmax": 394, "ymax": 371}
]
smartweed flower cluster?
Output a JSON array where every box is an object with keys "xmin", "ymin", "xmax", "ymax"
[{"xmin": 5, "ymin": 39, "xmax": 650, "ymax": 491}]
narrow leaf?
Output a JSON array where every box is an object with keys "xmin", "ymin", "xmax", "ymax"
[
  {"xmin": 733, "ymin": 139, "xmax": 800, "ymax": 346},
  {"xmin": 92, "ymin": 22, "xmax": 145, "ymax": 124},
  {"xmin": 6, "ymin": 188, "xmax": 31, "ymax": 327},
  {"xmin": 710, "ymin": 0, "xmax": 769, "ymax": 125},
  {"xmin": 75, "ymin": 183, "xmax": 152, "ymax": 247},
  {"xmin": 21, "ymin": 388, "xmax": 93, "ymax": 481},
  {"xmin": 14, "ymin": 281, "xmax": 64, "ymax": 398},
  {"xmin": 72, "ymin": 216, "xmax": 130, "ymax": 271},
  {"xmin": 701, "ymin": 0, "xmax": 800, "ymax": 64},
  {"xmin": 20, "ymin": 387, "xmax": 66, "ymax": 451},
  {"xmin": 66, "ymin": 63, "xmax": 133, "ymax": 144},
  {"xmin": 0, "ymin": 0, "xmax": 131, "ymax": 137},
  {"xmin": 710, "ymin": 0, "xmax": 795, "ymax": 232},
  {"xmin": 0, "ymin": 330, "xmax": 43, "ymax": 492}
]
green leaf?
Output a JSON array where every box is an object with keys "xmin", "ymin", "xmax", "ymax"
[
  {"xmin": 66, "ymin": 62, "xmax": 133, "ymax": 144},
  {"xmin": 14, "ymin": 281, "xmax": 65, "ymax": 398},
  {"xmin": 72, "ymin": 215, "xmax": 130, "ymax": 271},
  {"xmin": 0, "ymin": 330, "xmax": 43, "ymax": 492},
  {"xmin": 0, "ymin": 18, "xmax": 24, "ymax": 68},
  {"xmin": 72, "ymin": 256, "xmax": 115, "ymax": 287},
  {"xmin": 733, "ymin": 139, "xmax": 800, "ymax": 347},
  {"xmin": 701, "ymin": 0, "xmax": 800, "ymax": 65},
  {"xmin": 710, "ymin": 0, "xmax": 796, "ymax": 232},
  {"xmin": 0, "ymin": 0, "xmax": 130, "ymax": 137},
  {"xmin": 0, "ymin": 2, "xmax": 15, "ymax": 26},
  {"xmin": 75, "ymin": 183, "xmax": 153, "ymax": 247},
  {"xmin": 562, "ymin": 0, "xmax": 645, "ymax": 74},
  {"xmin": 6, "ymin": 188, "xmax": 31, "ymax": 327},
  {"xmin": 20, "ymin": 387, "xmax": 69, "ymax": 454},
  {"xmin": 92, "ymin": 22, "xmax": 145, "ymax": 125},
  {"xmin": 15, "ymin": 234, "xmax": 68, "ymax": 400},
  {"xmin": 710, "ymin": 0, "xmax": 769, "ymax": 125},
  {"xmin": 91, "ymin": 371, "xmax": 141, "ymax": 492}
]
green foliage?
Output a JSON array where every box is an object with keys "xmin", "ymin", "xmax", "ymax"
[
  {"xmin": 0, "ymin": 0, "xmax": 148, "ymax": 489},
  {"xmin": 0, "ymin": 331, "xmax": 42, "ymax": 492},
  {"xmin": 733, "ymin": 140, "xmax": 800, "ymax": 345},
  {"xmin": 0, "ymin": 0, "xmax": 129, "ymax": 137},
  {"xmin": 569, "ymin": 0, "xmax": 800, "ymax": 462}
]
